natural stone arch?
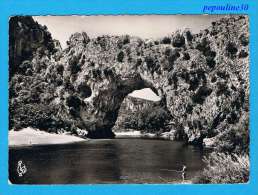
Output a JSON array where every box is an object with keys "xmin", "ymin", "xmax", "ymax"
[
  {"xmin": 57, "ymin": 18, "xmax": 249, "ymax": 143},
  {"xmin": 77, "ymin": 73, "xmax": 163, "ymax": 138},
  {"xmin": 9, "ymin": 16, "xmax": 249, "ymax": 145}
]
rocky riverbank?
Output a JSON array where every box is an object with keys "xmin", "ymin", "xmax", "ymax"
[{"xmin": 114, "ymin": 129, "xmax": 178, "ymax": 140}]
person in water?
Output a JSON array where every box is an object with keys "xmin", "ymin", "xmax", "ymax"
[{"xmin": 181, "ymin": 165, "xmax": 187, "ymax": 181}]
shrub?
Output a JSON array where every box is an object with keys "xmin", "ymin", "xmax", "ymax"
[
  {"xmin": 183, "ymin": 52, "xmax": 190, "ymax": 60},
  {"xmin": 123, "ymin": 35, "xmax": 130, "ymax": 45},
  {"xmin": 164, "ymin": 47, "xmax": 172, "ymax": 56},
  {"xmin": 204, "ymin": 50, "xmax": 216, "ymax": 58},
  {"xmin": 172, "ymin": 33, "xmax": 185, "ymax": 47},
  {"xmin": 216, "ymin": 82, "xmax": 230, "ymax": 96},
  {"xmin": 188, "ymin": 75, "xmax": 200, "ymax": 91},
  {"xmin": 91, "ymin": 69, "xmax": 102, "ymax": 80},
  {"xmin": 214, "ymin": 117, "xmax": 249, "ymax": 154},
  {"xmin": 192, "ymin": 86, "xmax": 212, "ymax": 104},
  {"xmin": 154, "ymin": 40, "xmax": 160, "ymax": 45},
  {"xmin": 196, "ymin": 152, "xmax": 249, "ymax": 184},
  {"xmin": 185, "ymin": 30, "xmax": 193, "ymax": 42},
  {"xmin": 122, "ymin": 115, "xmax": 138, "ymax": 129},
  {"xmin": 145, "ymin": 56, "xmax": 154, "ymax": 68},
  {"xmin": 185, "ymin": 103, "xmax": 193, "ymax": 114},
  {"xmin": 117, "ymin": 39, "xmax": 123, "ymax": 49},
  {"xmin": 226, "ymin": 42, "xmax": 238, "ymax": 56},
  {"xmin": 239, "ymin": 34, "xmax": 249, "ymax": 46},
  {"xmin": 238, "ymin": 50, "xmax": 248, "ymax": 58},
  {"xmin": 211, "ymin": 76, "xmax": 217, "ymax": 83},
  {"xmin": 19, "ymin": 60, "xmax": 32, "ymax": 74},
  {"xmin": 117, "ymin": 51, "xmax": 124, "ymax": 62},
  {"xmin": 9, "ymin": 103, "xmax": 57, "ymax": 131},
  {"xmin": 168, "ymin": 72, "xmax": 178, "ymax": 89},
  {"xmin": 68, "ymin": 56, "xmax": 81, "ymax": 74},
  {"xmin": 81, "ymin": 32, "xmax": 90, "ymax": 45},
  {"xmin": 164, "ymin": 49, "xmax": 180, "ymax": 71},
  {"xmin": 135, "ymin": 58, "xmax": 142, "ymax": 67},
  {"xmin": 179, "ymin": 70, "xmax": 190, "ymax": 82},
  {"xmin": 55, "ymin": 63, "xmax": 64, "ymax": 74},
  {"xmin": 161, "ymin": 37, "xmax": 171, "ymax": 44},
  {"xmin": 196, "ymin": 38, "xmax": 209, "ymax": 52},
  {"xmin": 98, "ymin": 36, "xmax": 108, "ymax": 49},
  {"xmin": 119, "ymin": 106, "xmax": 171, "ymax": 133},
  {"xmin": 141, "ymin": 107, "xmax": 170, "ymax": 132},
  {"xmin": 216, "ymin": 71, "xmax": 228, "ymax": 79}
]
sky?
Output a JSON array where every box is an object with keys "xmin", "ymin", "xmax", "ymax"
[
  {"xmin": 128, "ymin": 88, "xmax": 161, "ymax": 102},
  {"xmin": 33, "ymin": 15, "xmax": 225, "ymax": 49},
  {"xmin": 33, "ymin": 15, "xmax": 225, "ymax": 101}
]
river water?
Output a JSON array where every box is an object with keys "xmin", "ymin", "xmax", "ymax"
[{"xmin": 9, "ymin": 138, "xmax": 208, "ymax": 184}]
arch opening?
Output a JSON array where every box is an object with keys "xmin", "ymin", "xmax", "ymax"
[{"xmin": 112, "ymin": 87, "xmax": 172, "ymax": 136}]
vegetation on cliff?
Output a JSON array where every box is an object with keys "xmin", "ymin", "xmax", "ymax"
[
  {"xmin": 196, "ymin": 152, "xmax": 249, "ymax": 183},
  {"xmin": 118, "ymin": 106, "xmax": 171, "ymax": 133}
]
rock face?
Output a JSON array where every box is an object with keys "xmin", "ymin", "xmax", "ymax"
[
  {"xmin": 9, "ymin": 16, "xmax": 249, "ymax": 144},
  {"xmin": 118, "ymin": 95, "xmax": 162, "ymax": 114},
  {"xmin": 113, "ymin": 95, "xmax": 165, "ymax": 131},
  {"xmin": 9, "ymin": 16, "xmax": 57, "ymax": 77}
]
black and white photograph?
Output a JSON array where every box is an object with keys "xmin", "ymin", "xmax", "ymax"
[{"xmin": 8, "ymin": 15, "xmax": 249, "ymax": 184}]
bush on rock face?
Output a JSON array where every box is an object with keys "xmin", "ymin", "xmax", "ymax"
[
  {"xmin": 183, "ymin": 52, "xmax": 190, "ymax": 60},
  {"xmin": 55, "ymin": 63, "xmax": 64, "ymax": 74},
  {"xmin": 67, "ymin": 56, "xmax": 81, "ymax": 74},
  {"xmin": 185, "ymin": 30, "xmax": 193, "ymax": 42},
  {"xmin": 215, "ymin": 115, "xmax": 249, "ymax": 154},
  {"xmin": 172, "ymin": 33, "xmax": 185, "ymax": 47},
  {"xmin": 238, "ymin": 50, "xmax": 248, "ymax": 58},
  {"xmin": 117, "ymin": 51, "xmax": 124, "ymax": 62},
  {"xmin": 19, "ymin": 60, "xmax": 32, "ymax": 74},
  {"xmin": 144, "ymin": 56, "xmax": 160, "ymax": 73},
  {"xmin": 196, "ymin": 38, "xmax": 210, "ymax": 52},
  {"xmin": 161, "ymin": 36, "xmax": 171, "ymax": 44},
  {"xmin": 118, "ymin": 107, "xmax": 171, "ymax": 133},
  {"xmin": 68, "ymin": 32, "xmax": 90, "ymax": 47},
  {"xmin": 167, "ymin": 72, "xmax": 178, "ymax": 89},
  {"xmin": 9, "ymin": 103, "xmax": 57, "ymax": 131},
  {"xmin": 226, "ymin": 42, "xmax": 238, "ymax": 56},
  {"xmin": 206, "ymin": 56, "xmax": 216, "ymax": 68},
  {"xmin": 239, "ymin": 34, "xmax": 249, "ymax": 46},
  {"xmin": 144, "ymin": 56, "xmax": 154, "ymax": 68},
  {"xmin": 123, "ymin": 35, "xmax": 130, "ymax": 45},
  {"xmin": 192, "ymin": 86, "xmax": 212, "ymax": 104},
  {"xmin": 216, "ymin": 82, "xmax": 230, "ymax": 96},
  {"xmin": 168, "ymin": 49, "xmax": 180, "ymax": 64},
  {"xmin": 162, "ymin": 49, "xmax": 180, "ymax": 71}
]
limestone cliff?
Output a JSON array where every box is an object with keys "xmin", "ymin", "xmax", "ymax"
[
  {"xmin": 9, "ymin": 16, "xmax": 59, "ymax": 77},
  {"xmin": 113, "ymin": 95, "xmax": 167, "ymax": 132},
  {"xmin": 9, "ymin": 16, "xmax": 249, "ymax": 145}
]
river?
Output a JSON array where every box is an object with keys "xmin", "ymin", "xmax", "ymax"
[{"xmin": 9, "ymin": 138, "xmax": 209, "ymax": 184}]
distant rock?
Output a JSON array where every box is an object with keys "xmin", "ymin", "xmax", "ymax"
[{"xmin": 113, "ymin": 95, "xmax": 166, "ymax": 132}]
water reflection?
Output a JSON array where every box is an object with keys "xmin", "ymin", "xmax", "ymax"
[{"xmin": 9, "ymin": 139, "xmax": 208, "ymax": 184}]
